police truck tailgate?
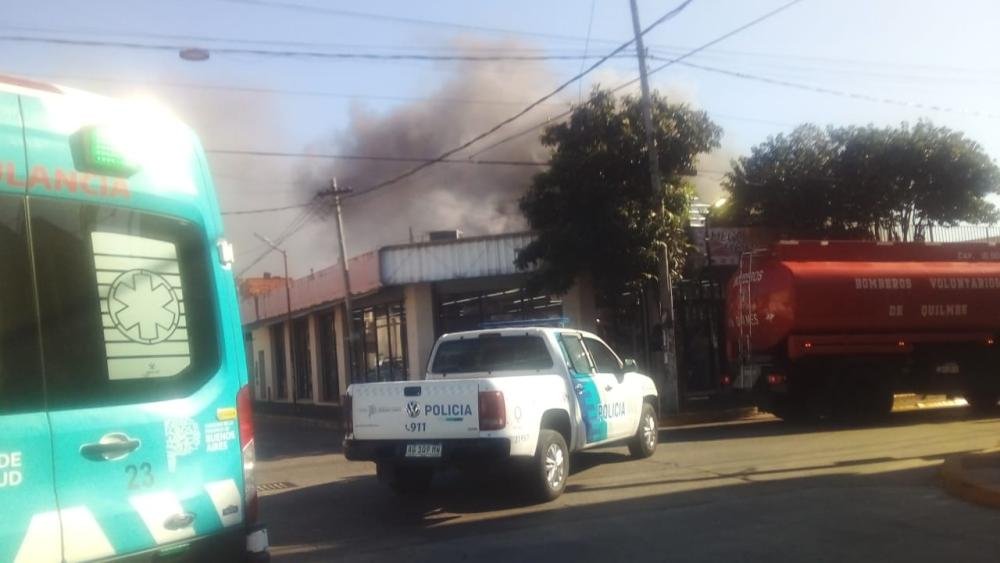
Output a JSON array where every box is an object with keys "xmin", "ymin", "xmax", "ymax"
[{"xmin": 351, "ymin": 380, "xmax": 482, "ymax": 440}]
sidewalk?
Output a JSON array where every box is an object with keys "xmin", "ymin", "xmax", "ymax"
[{"xmin": 940, "ymin": 449, "xmax": 1000, "ymax": 509}]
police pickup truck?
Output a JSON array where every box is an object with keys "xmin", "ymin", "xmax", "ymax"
[{"xmin": 344, "ymin": 327, "xmax": 660, "ymax": 501}]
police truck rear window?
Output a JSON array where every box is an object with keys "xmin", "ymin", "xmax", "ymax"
[{"xmin": 432, "ymin": 335, "xmax": 553, "ymax": 374}]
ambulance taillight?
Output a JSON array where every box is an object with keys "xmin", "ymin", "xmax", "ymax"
[{"xmin": 237, "ymin": 385, "xmax": 259, "ymax": 525}]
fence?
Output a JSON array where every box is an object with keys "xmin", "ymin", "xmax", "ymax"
[{"xmin": 922, "ymin": 224, "xmax": 1000, "ymax": 243}]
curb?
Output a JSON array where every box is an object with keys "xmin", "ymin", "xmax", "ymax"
[
  {"xmin": 940, "ymin": 451, "xmax": 1000, "ymax": 509},
  {"xmin": 661, "ymin": 407, "xmax": 761, "ymax": 428},
  {"xmin": 894, "ymin": 394, "xmax": 965, "ymax": 411}
]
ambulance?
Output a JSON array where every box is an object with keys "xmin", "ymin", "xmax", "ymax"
[{"xmin": 0, "ymin": 75, "xmax": 267, "ymax": 561}]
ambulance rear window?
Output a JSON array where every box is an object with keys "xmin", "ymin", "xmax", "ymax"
[{"xmin": 29, "ymin": 198, "xmax": 219, "ymax": 409}]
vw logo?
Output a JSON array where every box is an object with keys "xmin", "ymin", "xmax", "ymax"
[{"xmin": 406, "ymin": 401, "xmax": 421, "ymax": 418}]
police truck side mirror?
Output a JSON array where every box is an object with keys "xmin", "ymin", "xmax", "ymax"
[{"xmin": 623, "ymin": 358, "xmax": 638, "ymax": 372}]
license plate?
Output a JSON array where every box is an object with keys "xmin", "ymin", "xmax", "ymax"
[{"xmin": 405, "ymin": 443, "xmax": 442, "ymax": 458}]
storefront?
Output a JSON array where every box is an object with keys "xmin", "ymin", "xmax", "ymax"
[{"xmin": 241, "ymin": 232, "xmax": 596, "ymax": 409}]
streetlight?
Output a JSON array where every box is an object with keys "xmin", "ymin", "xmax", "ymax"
[
  {"xmin": 179, "ymin": 48, "xmax": 210, "ymax": 62},
  {"xmin": 254, "ymin": 233, "xmax": 297, "ymax": 406}
]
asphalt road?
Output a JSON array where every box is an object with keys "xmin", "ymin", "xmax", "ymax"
[{"xmin": 256, "ymin": 406, "xmax": 1000, "ymax": 562}]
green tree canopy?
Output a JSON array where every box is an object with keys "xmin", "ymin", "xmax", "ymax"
[
  {"xmin": 723, "ymin": 122, "xmax": 1000, "ymax": 240},
  {"xmin": 516, "ymin": 89, "xmax": 722, "ymax": 301}
]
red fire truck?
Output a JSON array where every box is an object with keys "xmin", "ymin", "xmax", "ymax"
[{"xmin": 727, "ymin": 241, "xmax": 1000, "ymax": 421}]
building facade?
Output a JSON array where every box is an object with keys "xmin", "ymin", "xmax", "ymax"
[{"xmin": 241, "ymin": 232, "xmax": 597, "ymax": 408}]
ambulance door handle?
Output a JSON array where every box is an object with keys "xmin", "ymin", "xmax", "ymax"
[
  {"xmin": 80, "ymin": 432, "xmax": 141, "ymax": 461},
  {"xmin": 604, "ymin": 385, "xmax": 614, "ymax": 392}
]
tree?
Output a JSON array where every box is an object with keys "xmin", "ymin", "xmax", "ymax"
[
  {"xmin": 723, "ymin": 122, "xmax": 1000, "ymax": 240},
  {"xmin": 516, "ymin": 89, "xmax": 722, "ymax": 301}
]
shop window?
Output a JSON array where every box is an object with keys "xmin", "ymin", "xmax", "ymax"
[
  {"xmin": 291, "ymin": 317, "xmax": 312, "ymax": 400},
  {"xmin": 437, "ymin": 287, "xmax": 563, "ymax": 335},
  {"xmin": 351, "ymin": 303, "xmax": 407, "ymax": 383},
  {"xmin": 317, "ymin": 310, "xmax": 339, "ymax": 402}
]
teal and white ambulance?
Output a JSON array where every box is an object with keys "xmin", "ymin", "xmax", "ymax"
[{"xmin": 0, "ymin": 75, "xmax": 267, "ymax": 561}]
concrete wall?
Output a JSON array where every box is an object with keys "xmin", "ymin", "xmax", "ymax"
[
  {"xmin": 249, "ymin": 324, "xmax": 273, "ymax": 401},
  {"xmin": 282, "ymin": 322, "xmax": 293, "ymax": 402},
  {"xmin": 404, "ymin": 283, "xmax": 436, "ymax": 380},
  {"xmin": 306, "ymin": 314, "xmax": 319, "ymax": 404},
  {"xmin": 334, "ymin": 305, "xmax": 348, "ymax": 401}
]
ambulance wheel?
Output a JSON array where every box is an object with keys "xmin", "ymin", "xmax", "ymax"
[
  {"xmin": 628, "ymin": 403, "xmax": 658, "ymax": 459},
  {"xmin": 377, "ymin": 462, "xmax": 433, "ymax": 495},
  {"xmin": 530, "ymin": 430, "xmax": 568, "ymax": 502}
]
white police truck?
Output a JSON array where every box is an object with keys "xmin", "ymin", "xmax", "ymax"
[{"xmin": 344, "ymin": 327, "xmax": 660, "ymax": 501}]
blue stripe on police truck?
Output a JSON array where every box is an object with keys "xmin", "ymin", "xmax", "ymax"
[{"xmin": 574, "ymin": 374, "xmax": 609, "ymax": 443}]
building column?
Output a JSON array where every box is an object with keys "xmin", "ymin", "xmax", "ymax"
[
  {"xmin": 334, "ymin": 304, "xmax": 349, "ymax": 400},
  {"xmin": 562, "ymin": 275, "xmax": 598, "ymax": 333},
  {"xmin": 251, "ymin": 325, "xmax": 272, "ymax": 402},
  {"xmin": 403, "ymin": 283, "xmax": 435, "ymax": 381},
  {"xmin": 283, "ymin": 319, "xmax": 294, "ymax": 403},
  {"xmin": 306, "ymin": 314, "xmax": 320, "ymax": 403}
]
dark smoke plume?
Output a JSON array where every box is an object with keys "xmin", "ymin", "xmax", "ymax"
[{"xmin": 298, "ymin": 40, "xmax": 559, "ymax": 254}]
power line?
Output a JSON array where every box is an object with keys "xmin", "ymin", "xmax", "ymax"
[
  {"xmin": 0, "ymin": 24, "xmax": 600, "ymax": 55},
  {"xmin": 215, "ymin": 0, "xmax": 625, "ymax": 46},
  {"xmin": 235, "ymin": 206, "xmax": 317, "ymax": 275},
  {"xmin": 207, "ymin": 148, "xmax": 549, "ymax": 165},
  {"xmin": 467, "ymin": 0, "xmax": 807, "ymax": 159},
  {"xmin": 618, "ymin": 0, "xmax": 809, "ymax": 91},
  {"xmin": 223, "ymin": 202, "xmax": 312, "ymax": 216},
  {"xmin": 577, "ymin": 0, "xmax": 599, "ymax": 102},
  {"xmin": 342, "ymin": 0, "xmax": 696, "ymax": 200},
  {"xmin": 0, "ymin": 34, "xmax": 638, "ymax": 62},
  {"xmin": 14, "ymin": 20, "xmax": 997, "ymax": 81},
  {"xmin": 663, "ymin": 59, "xmax": 1000, "ymax": 120},
  {"xmin": 21, "ymin": 70, "xmax": 797, "ymax": 129},
  {"xmin": 19, "ymin": 71, "xmax": 572, "ymax": 107}
]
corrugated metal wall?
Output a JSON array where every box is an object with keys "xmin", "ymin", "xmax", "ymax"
[{"xmin": 379, "ymin": 232, "xmax": 536, "ymax": 285}]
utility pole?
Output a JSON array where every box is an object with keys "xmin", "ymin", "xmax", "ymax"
[
  {"xmin": 324, "ymin": 178, "xmax": 358, "ymax": 386},
  {"xmin": 254, "ymin": 232, "xmax": 297, "ymax": 406},
  {"xmin": 629, "ymin": 0, "xmax": 679, "ymax": 414}
]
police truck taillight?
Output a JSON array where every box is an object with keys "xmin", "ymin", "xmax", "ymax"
[
  {"xmin": 236, "ymin": 385, "xmax": 259, "ymax": 524},
  {"xmin": 478, "ymin": 390, "xmax": 506, "ymax": 431}
]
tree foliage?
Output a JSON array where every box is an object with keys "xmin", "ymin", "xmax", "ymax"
[
  {"xmin": 723, "ymin": 122, "xmax": 1000, "ymax": 240},
  {"xmin": 516, "ymin": 89, "xmax": 722, "ymax": 301}
]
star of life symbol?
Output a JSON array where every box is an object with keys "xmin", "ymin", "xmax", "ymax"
[{"xmin": 108, "ymin": 269, "xmax": 181, "ymax": 344}]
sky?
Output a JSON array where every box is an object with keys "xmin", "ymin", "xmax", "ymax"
[{"xmin": 4, "ymin": 0, "xmax": 1000, "ymax": 277}]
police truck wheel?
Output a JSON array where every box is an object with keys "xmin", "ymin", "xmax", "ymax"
[
  {"xmin": 531, "ymin": 430, "xmax": 568, "ymax": 501},
  {"xmin": 377, "ymin": 462, "xmax": 433, "ymax": 495},
  {"xmin": 628, "ymin": 403, "xmax": 658, "ymax": 459}
]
